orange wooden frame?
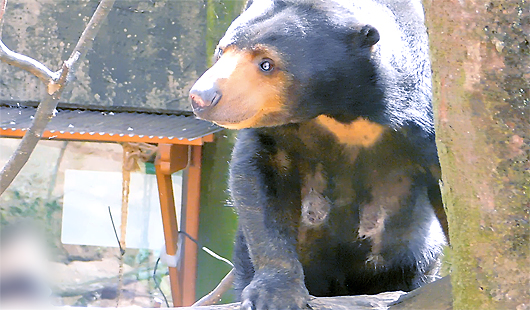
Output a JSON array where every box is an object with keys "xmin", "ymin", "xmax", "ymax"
[
  {"xmin": 1, "ymin": 130, "xmax": 213, "ymax": 307},
  {"xmin": 154, "ymin": 144, "xmax": 204, "ymax": 307},
  {"xmin": 0, "ymin": 128, "xmax": 214, "ymax": 145}
]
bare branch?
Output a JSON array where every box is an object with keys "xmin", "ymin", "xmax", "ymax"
[
  {"xmin": 0, "ymin": 40, "xmax": 60, "ymax": 86},
  {"xmin": 0, "ymin": 0, "xmax": 116, "ymax": 195},
  {"xmin": 47, "ymin": 56, "xmax": 76, "ymax": 94},
  {"xmin": 0, "ymin": 93, "xmax": 60, "ymax": 194},
  {"xmin": 67, "ymin": 0, "xmax": 113, "ymax": 70},
  {"xmin": 193, "ymin": 269, "xmax": 235, "ymax": 307}
]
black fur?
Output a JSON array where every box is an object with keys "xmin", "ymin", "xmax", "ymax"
[
  {"xmin": 230, "ymin": 125, "xmax": 445, "ymax": 303},
  {"xmin": 192, "ymin": 0, "xmax": 446, "ymax": 309}
]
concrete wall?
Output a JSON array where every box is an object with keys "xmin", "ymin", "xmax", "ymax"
[{"xmin": 0, "ymin": 0, "xmax": 207, "ymax": 112}]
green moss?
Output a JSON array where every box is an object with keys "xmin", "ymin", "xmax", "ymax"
[
  {"xmin": 196, "ymin": 131, "xmax": 239, "ymax": 302},
  {"xmin": 206, "ymin": 0, "xmax": 246, "ymax": 66},
  {"xmin": 424, "ymin": 0, "xmax": 530, "ymax": 307}
]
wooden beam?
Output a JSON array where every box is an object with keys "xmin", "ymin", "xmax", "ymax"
[
  {"xmin": 155, "ymin": 144, "xmax": 190, "ymax": 307},
  {"xmin": 157, "ymin": 144, "xmax": 189, "ymax": 175},
  {"xmin": 181, "ymin": 145, "xmax": 203, "ymax": 306},
  {"xmin": 0, "ymin": 128, "xmax": 213, "ymax": 145}
]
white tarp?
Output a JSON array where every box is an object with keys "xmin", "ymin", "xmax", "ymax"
[{"xmin": 61, "ymin": 169, "xmax": 182, "ymax": 250}]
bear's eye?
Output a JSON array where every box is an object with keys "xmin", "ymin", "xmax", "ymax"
[{"xmin": 259, "ymin": 59, "xmax": 274, "ymax": 73}]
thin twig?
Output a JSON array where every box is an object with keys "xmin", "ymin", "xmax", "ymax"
[
  {"xmin": 0, "ymin": 40, "xmax": 61, "ymax": 87},
  {"xmin": 108, "ymin": 206, "xmax": 125, "ymax": 256},
  {"xmin": 64, "ymin": 0, "xmax": 115, "ymax": 80},
  {"xmin": 0, "ymin": 92, "xmax": 63, "ymax": 194},
  {"xmin": 193, "ymin": 269, "xmax": 235, "ymax": 307},
  {"xmin": 0, "ymin": 0, "xmax": 115, "ymax": 195}
]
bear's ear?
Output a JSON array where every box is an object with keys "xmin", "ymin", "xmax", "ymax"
[{"xmin": 360, "ymin": 25, "xmax": 380, "ymax": 47}]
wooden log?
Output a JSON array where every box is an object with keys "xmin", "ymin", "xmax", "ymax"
[{"xmin": 168, "ymin": 277, "xmax": 451, "ymax": 310}]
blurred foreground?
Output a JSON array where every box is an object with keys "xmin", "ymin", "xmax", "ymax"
[{"xmin": 1, "ymin": 221, "xmax": 167, "ymax": 308}]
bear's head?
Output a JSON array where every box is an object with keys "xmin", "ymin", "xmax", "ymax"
[{"xmin": 189, "ymin": 0, "xmax": 385, "ymax": 129}]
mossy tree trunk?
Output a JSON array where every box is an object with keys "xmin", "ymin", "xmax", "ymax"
[{"xmin": 422, "ymin": 0, "xmax": 529, "ymax": 309}]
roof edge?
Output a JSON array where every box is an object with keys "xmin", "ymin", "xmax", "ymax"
[{"xmin": 0, "ymin": 100, "xmax": 195, "ymax": 116}]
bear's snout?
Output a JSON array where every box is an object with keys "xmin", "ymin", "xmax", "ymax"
[{"xmin": 189, "ymin": 86, "xmax": 222, "ymax": 111}]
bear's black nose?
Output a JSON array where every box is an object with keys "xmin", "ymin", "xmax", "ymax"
[{"xmin": 190, "ymin": 87, "xmax": 222, "ymax": 110}]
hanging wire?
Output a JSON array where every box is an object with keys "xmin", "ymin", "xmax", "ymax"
[
  {"xmin": 152, "ymin": 230, "xmax": 234, "ymax": 307},
  {"xmin": 178, "ymin": 230, "xmax": 234, "ymax": 268},
  {"xmin": 153, "ymin": 256, "xmax": 170, "ymax": 308}
]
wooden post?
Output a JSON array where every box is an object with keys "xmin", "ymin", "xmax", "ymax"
[
  {"xmin": 181, "ymin": 145, "xmax": 203, "ymax": 305},
  {"xmin": 155, "ymin": 144, "xmax": 189, "ymax": 307}
]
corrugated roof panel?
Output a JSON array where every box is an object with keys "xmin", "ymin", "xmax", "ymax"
[{"xmin": 0, "ymin": 106, "xmax": 223, "ymax": 140}]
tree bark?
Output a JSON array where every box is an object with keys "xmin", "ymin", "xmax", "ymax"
[{"xmin": 423, "ymin": 0, "xmax": 529, "ymax": 309}]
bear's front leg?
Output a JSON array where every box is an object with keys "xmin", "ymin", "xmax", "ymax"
[{"xmin": 230, "ymin": 131, "xmax": 309, "ymax": 310}]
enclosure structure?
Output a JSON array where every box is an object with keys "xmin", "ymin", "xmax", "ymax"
[
  {"xmin": 0, "ymin": 104, "xmax": 221, "ymax": 306},
  {"xmin": 0, "ymin": 0, "xmax": 248, "ymax": 306}
]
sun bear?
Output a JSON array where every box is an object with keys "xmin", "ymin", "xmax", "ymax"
[{"xmin": 189, "ymin": 0, "xmax": 447, "ymax": 309}]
